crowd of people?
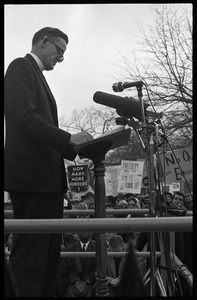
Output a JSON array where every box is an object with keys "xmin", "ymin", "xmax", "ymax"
[
  {"xmin": 5, "ymin": 189, "xmax": 193, "ymax": 297},
  {"xmin": 55, "ymin": 190, "xmax": 192, "ymax": 297},
  {"xmin": 63, "ymin": 190, "xmax": 193, "ymax": 214},
  {"xmin": 55, "ymin": 231, "xmax": 148, "ymax": 297}
]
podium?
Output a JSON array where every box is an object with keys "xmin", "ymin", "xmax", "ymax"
[{"xmin": 75, "ymin": 128, "xmax": 131, "ymax": 297}]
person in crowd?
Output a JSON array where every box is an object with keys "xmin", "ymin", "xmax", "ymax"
[
  {"xmin": 141, "ymin": 195, "xmax": 150, "ymax": 209},
  {"xmin": 105, "ymin": 234, "xmax": 147, "ymax": 297},
  {"xmin": 170, "ymin": 190, "xmax": 192, "ymax": 293},
  {"xmin": 61, "ymin": 233, "xmax": 78, "ymax": 250},
  {"xmin": 118, "ymin": 199, "xmax": 129, "ymax": 209},
  {"xmin": 61, "ymin": 201, "xmax": 88, "ymax": 249},
  {"xmin": 83, "ymin": 192, "xmax": 95, "ymax": 208},
  {"xmin": 4, "ymin": 233, "xmax": 14, "ymax": 252},
  {"xmin": 164, "ymin": 192, "xmax": 173, "ymax": 206},
  {"xmin": 63, "ymin": 193, "xmax": 72, "ymax": 210},
  {"xmin": 56, "ymin": 232, "xmax": 96, "ymax": 297},
  {"xmin": 114, "ymin": 199, "xmax": 134, "ymax": 243},
  {"xmin": 4, "ymin": 27, "xmax": 93, "ymax": 297},
  {"xmin": 72, "ymin": 202, "xmax": 89, "ymax": 218},
  {"xmin": 105, "ymin": 234, "xmax": 128, "ymax": 297},
  {"xmin": 183, "ymin": 194, "xmax": 193, "ymax": 211},
  {"xmin": 171, "ymin": 191, "xmax": 186, "ymax": 208},
  {"xmin": 126, "ymin": 196, "xmax": 142, "ymax": 247},
  {"xmin": 114, "ymin": 193, "xmax": 125, "ymax": 208},
  {"xmin": 106, "ymin": 195, "xmax": 116, "ymax": 208},
  {"xmin": 127, "ymin": 196, "xmax": 141, "ymax": 209},
  {"xmin": 105, "ymin": 232, "xmax": 117, "ymax": 247}
]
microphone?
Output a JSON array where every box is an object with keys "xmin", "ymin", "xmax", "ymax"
[
  {"xmin": 112, "ymin": 81, "xmax": 144, "ymax": 92},
  {"xmin": 93, "ymin": 91, "xmax": 149, "ymax": 121}
]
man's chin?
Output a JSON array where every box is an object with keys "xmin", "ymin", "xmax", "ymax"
[{"xmin": 45, "ymin": 63, "xmax": 55, "ymax": 71}]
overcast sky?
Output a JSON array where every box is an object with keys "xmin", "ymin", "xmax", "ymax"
[{"xmin": 5, "ymin": 4, "xmax": 161, "ymax": 118}]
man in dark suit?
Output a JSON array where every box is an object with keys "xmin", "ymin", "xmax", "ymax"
[
  {"xmin": 56, "ymin": 232, "xmax": 96, "ymax": 297},
  {"xmin": 4, "ymin": 27, "xmax": 92, "ymax": 297}
]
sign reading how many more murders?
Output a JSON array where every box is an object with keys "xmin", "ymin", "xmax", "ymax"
[
  {"xmin": 118, "ymin": 160, "xmax": 144, "ymax": 194},
  {"xmin": 67, "ymin": 165, "xmax": 88, "ymax": 193}
]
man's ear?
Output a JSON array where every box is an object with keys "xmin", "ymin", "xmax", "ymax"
[{"xmin": 41, "ymin": 36, "xmax": 49, "ymax": 49}]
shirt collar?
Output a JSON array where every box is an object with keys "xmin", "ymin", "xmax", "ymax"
[
  {"xmin": 80, "ymin": 240, "xmax": 90, "ymax": 250},
  {"xmin": 29, "ymin": 52, "xmax": 45, "ymax": 72}
]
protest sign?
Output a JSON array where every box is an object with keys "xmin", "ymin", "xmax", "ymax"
[
  {"xmin": 160, "ymin": 146, "xmax": 192, "ymax": 184},
  {"xmin": 118, "ymin": 160, "xmax": 144, "ymax": 194},
  {"xmin": 67, "ymin": 165, "xmax": 88, "ymax": 192},
  {"xmin": 105, "ymin": 165, "xmax": 121, "ymax": 196}
]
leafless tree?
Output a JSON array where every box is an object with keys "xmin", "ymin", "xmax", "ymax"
[
  {"xmin": 113, "ymin": 4, "xmax": 192, "ymax": 146},
  {"xmin": 59, "ymin": 106, "xmax": 118, "ymax": 137},
  {"xmin": 59, "ymin": 4, "xmax": 192, "ymax": 167}
]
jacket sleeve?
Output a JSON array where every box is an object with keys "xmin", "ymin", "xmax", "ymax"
[{"xmin": 5, "ymin": 58, "xmax": 76, "ymax": 161}]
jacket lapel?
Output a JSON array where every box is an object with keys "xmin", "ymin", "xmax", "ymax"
[{"xmin": 25, "ymin": 54, "xmax": 58, "ymax": 125}]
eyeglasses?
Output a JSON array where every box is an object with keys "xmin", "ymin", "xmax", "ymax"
[{"xmin": 48, "ymin": 38, "xmax": 64, "ymax": 62}]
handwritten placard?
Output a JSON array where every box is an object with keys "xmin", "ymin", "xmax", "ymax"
[
  {"xmin": 160, "ymin": 146, "xmax": 192, "ymax": 184},
  {"xmin": 118, "ymin": 160, "xmax": 144, "ymax": 194}
]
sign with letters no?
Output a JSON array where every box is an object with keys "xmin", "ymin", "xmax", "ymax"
[{"xmin": 160, "ymin": 146, "xmax": 192, "ymax": 184}]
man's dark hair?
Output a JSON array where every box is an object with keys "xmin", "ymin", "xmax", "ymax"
[
  {"xmin": 32, "ymin": 27, "xmax": 68, "ymax": 46},
  {"xmin": 173, "ymin": 191, "xmax": 185, "ymax": 199},
  {"xmin": 164, "ymin": 192, "xmax": 172, "ymax": 198}
]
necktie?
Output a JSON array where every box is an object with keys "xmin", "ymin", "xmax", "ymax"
[{"xmin": 82, "ymin": 243, "xmax": 86, "ymax": 252}]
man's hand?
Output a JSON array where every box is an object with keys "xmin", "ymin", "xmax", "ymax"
[{"xmin": 110, "ymin": 277, "xmax": 121, "ymax": 287}]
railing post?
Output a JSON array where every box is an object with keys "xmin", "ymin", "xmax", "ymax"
[{"xmin": 94, "ymin": 160, "xmax": 108, "ymax": 297}]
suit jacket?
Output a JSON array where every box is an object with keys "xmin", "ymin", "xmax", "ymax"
[
  {"xmin": 64, "ymin": 240, "xmax": 96, "ymax": 284},
  {"xmin": 4, "ymin": 54, "xmax": 75, "ymax": 193}
]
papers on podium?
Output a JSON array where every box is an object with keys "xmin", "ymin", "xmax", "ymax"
[{"xmin": 74, "ymin": 126, "xmax": 131, "ymax": 161}]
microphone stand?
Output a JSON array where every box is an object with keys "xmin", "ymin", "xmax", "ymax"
[
  {"xmin": 128, "ymin": 84, "xmax": 157, "ymax": 296},
  {"xmin": 128, "ymin": 85, "xmax": 175, "ymax": 296},
  {"xmin": 138, "ymin": 86, "xmax": 156, "ymax": 296}
]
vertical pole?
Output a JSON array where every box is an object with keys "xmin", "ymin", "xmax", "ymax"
[
  {"xmin": 94, "ymin": 161, "xmax": 108, "ymax": 297},
  {"xmin": 149, "ymin": 133, "xmax": 156, "ymax": 296},
  {"xmin": 137, "ymin": 84, "xmax": 157, "ymax": 295}
]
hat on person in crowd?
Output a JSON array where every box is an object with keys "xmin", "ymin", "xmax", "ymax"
[{"xmin": 118, "ymin": 199, "xmax": 129, "ymax": 208}]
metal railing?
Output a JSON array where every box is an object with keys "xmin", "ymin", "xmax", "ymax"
[
  {"xmin": 4, "ymin": 208, "xmax": 149, "ymax": 218},
  {"xmin": 4, "ymin": 208, "xmax": 193, "ymax": 296},
  {"xmin": 4, "ymin": 216, "xmax": 192, "ymax": 233}
]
